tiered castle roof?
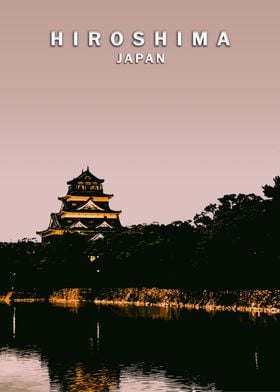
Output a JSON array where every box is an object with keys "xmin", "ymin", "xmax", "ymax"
[{"xmin": 37, "ymin": 168, "xmax": 122, "ymax": 241}]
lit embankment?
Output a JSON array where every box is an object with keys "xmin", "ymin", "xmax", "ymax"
[{"xmin": 1, "ymin": 288, "xmax": 280, "ymax": 314}]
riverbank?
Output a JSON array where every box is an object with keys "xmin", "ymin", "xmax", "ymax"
[{"xmin": 1, "ymin": 288, "xmax": 280, "ymax": 314}]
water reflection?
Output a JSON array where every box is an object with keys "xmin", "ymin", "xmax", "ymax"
[
  {"xmin": 0, "ymin": 348, "xmax": 50, "ymax": 392},
  {"xmin": 108, "ymin": 304, "xmax": 182, "ymax": 321},
  {"xmin": 0, "ymin": 303, "xmax": 280, "ymax": 391},
  {"xmin": 117, "ymin": 363, "xmax": 219, "ymax": 392},
  {"xmin": 12, "ymin": 307, "xmax": 16, "ymax": 338}
]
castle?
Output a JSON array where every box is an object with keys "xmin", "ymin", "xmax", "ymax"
[{"xmin": 37, "ymin": 168, "xmax": 122, "ymax": 241}]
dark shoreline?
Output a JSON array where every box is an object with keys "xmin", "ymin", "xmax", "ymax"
[{"xmin": 1, "ymin": 288, "xmax": 280, "ymax": 315}]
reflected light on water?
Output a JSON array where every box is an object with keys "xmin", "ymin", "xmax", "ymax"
[
  {"xmin": 116, "ymin": 365, "xmax": 219, "ymax": 392},
  {"xmin": 12, "ymin": 307, "xmax": 16, "ymax": 339},
  {"xmin": 255, "ymin": 351, "xmax": 259, "ymax": 371},
  {"xmin": 64, "ymin": 364, "xmax": 120, "ymax": 392},
  {"xmin": 0, "ymin": 303, "xmax": 280, "ymax": 391},
  {"xmin": 110, "ymin": 305, "xmax": 182, "ymax": 321},
  {"xmin": 0, "ymin": 349, "xmax": 50, "ymax": 392},
  {"xmin": 97, "ymin": 320, "xmax": 100, "ymax": 341}
]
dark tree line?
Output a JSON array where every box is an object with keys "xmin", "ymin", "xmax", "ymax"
[{"xmin": 1, "ymin": 176, "xmax": 280, "ymax": 290}]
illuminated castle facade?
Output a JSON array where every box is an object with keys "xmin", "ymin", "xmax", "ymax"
[{"xmin": 37, "ymin": 168, "xmax": 122, "ymax": 241}]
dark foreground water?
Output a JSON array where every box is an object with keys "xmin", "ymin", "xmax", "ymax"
[{"xmin": 0, "ymin": 303, "xmax": 280, "ymax": 391}]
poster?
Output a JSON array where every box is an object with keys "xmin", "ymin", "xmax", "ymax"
[{"xmin": 0, "ymin": 1, "xmax": 280, "ymax": 391}]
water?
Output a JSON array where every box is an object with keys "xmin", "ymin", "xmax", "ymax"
[{"xmin": 0, "ymin": 303, "xmax": 279, "ymax": 391}]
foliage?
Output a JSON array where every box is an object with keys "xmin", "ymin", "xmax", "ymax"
[{"xmin": 1, "ymin": 176, "xmax": 280, "ymax": 289}]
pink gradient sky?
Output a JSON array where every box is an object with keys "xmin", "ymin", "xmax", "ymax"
[{"xmin": 0, "ymin": 1, "xmax": 279, "ymax": 241}]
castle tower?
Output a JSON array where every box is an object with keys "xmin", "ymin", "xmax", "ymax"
[{"xmin": 37, "ymin": 168, "xmax": 122, "ymax": 241}]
